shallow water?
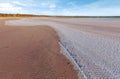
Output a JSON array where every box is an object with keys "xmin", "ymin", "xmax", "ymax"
[{"xmin": 58, "ymin": 18, "xmax": 120, "ymax": 21}]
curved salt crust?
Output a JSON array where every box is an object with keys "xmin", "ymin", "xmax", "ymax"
[
  {"xmin": 55, "ymin": 26, "xmax": 120, "ymax": 79},
  {"xmin": 6, "ymin": 18, "xmax": 120, "ymax": 79}
]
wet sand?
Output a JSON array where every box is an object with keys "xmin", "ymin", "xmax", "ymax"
[{"xmin": 0, "ymin": 19, "xmax": 78, "ymax": 79}]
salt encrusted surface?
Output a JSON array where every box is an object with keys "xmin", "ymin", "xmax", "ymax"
[
  {"xmin": 54, "ymin": 26, "xmax": 120, "ymax": 79},
  {"xmin": 6, "ymin": 18, "xmax": 120, "ymax": 79}
]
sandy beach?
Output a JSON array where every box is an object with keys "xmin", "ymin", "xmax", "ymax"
[
  {"xmin": 5, "ymin": 18, "xmax": 120, "ymax": 79},
  {"xmin": 0, "ymin": 19, "xmax": 78, "ymax": 79}
]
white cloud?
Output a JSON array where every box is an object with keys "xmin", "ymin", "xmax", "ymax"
[
  {"xmin": 12, "ymin": 1, "xmax": 27, "ymax": 6},
  {"xmin": 49, "ymin": 4, "xmax": 56, "ymax": 9},
  {"xmin": 40, "ymin": 3, "xmax": 56, "ymax": 9},
  {"xmin": 41, "ymin": 3, "xmax": 48, "ymax": 6},
  {"xmin": 0, "ymin": 3, "xmax": 13, "ymax": 8},
  {"xmin": 12, "ymin": 1, "xmax": 36, "ymax": 7},
  {"xmin": 62, "ymin": 9, "xmax": 71, "ymax": 14},
  {"xmin": 0, "ymin": 3, "xmax": 23, "ymax": 13}
]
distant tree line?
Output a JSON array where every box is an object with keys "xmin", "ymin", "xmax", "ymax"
[
  {"xmin": 0, "ymin": 13, "xmax": 45, "ymax": 17},
  {"xmin": 52, "ymin": 16, "xmax": 120, "ymax": 18},
  {"xmin": 0, "ymin": 13, "xmax": 120, "ymax": 18}
]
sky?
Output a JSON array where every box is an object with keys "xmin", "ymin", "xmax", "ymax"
[{"xmin": 0, "ymin": 0, "xmax": 120, "ymax": 16}]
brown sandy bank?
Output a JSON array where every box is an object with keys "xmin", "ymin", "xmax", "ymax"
[{"xmin": 0, "ymin": 19, "xmax": 78, "ymax": 79}]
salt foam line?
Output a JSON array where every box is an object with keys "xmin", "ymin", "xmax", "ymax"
[{"xmin": 59, "ymin": 42, "xmax": 87, "ymax": 79}]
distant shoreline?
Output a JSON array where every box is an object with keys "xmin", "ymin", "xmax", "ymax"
[{"xmin": 0, "ymin": 13, "xmax": 120, "ymax": 18}]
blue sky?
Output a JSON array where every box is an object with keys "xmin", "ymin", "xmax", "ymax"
[{"xmin": 0, "ymin": 0, "xmax": 120, "ymax": 16}]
